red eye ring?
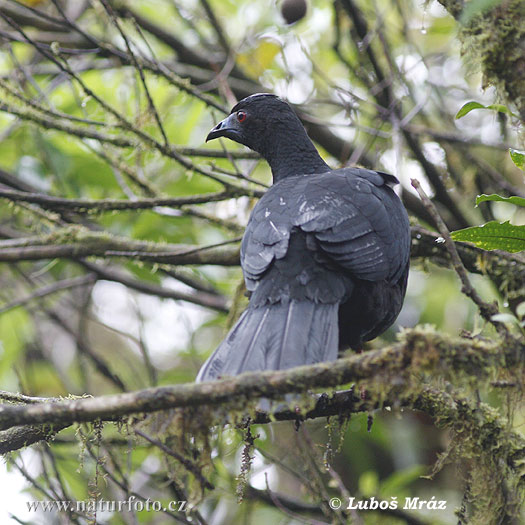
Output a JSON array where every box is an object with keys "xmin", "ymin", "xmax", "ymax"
[{"xmin": 237, "ymin": 111, "xmax": 247, "ymax": 123}]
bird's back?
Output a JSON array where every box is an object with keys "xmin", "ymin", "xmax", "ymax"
[
  {"xmin": 242, "ymin": 168, "xmax": 409, "ymax": 289},
  {"xmin": 241, "ymin": 167, "xmax": 410, "ymax": 349}
]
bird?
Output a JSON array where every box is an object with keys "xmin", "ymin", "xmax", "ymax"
[{"xmin": 196, "ymin": 93, "xmax": 410, "ymax": 382}]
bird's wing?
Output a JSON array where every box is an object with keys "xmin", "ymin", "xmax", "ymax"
[
  {"xmin": 294, "ymin": 168, "xmax": 410, "ymax": 283},
  {"xmin": 241, "ymin": 178, "xmax": 295, "ymax": 290},
  {"xmin": 241, "ymin": 169, "xmax": 410, "ymax": 290}
]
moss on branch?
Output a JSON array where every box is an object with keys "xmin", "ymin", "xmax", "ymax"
[
  {"xmin": 0, "ymin": 327, "xmax": 507, "ymax": 432},
  {"xmin": 438, "ymin": 0, "xmax": 525, "ymax": 122}
]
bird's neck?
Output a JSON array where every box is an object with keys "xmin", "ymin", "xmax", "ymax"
[{"xmin": 262, "ymin": 131, "xmax": 331, "ymax": 183}]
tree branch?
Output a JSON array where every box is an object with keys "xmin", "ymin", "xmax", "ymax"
[
  {"xmin": 0, "ymin": 188, "xmax": 253, "ymax": 212},
  {"xmin": 79, "ymin": 261, "xmax": 229, "ymax": 313},
  {"xmin": 1, "ymin": 226, "xmax": 522, "ymax": 298},
  {"xmin": 0, "ymin": 233, "xmax": 241, "ymax": 265},
  {"xmin": 0, "ymin": 422, "xmax": 71, "ymax": 455},
  {"xmin": 0, "ymin": 328, "xmax": 502, "ymax": 432}
]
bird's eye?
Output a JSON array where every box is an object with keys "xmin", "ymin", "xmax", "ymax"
[{"xmin": 237, "ymin": 111, "xmax": 247, "ymax": 123}]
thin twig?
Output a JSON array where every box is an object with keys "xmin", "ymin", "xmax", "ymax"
[
  {"xmin": 0, "ymin": 274, "xmax": 97, "ymax": 314},
  {"xmin": 134, "ymin": 429, "xmax": 214, "ymax": 490},
  {"xmin": 99, "ymin": 0, "xmax": 169, "ymax": 145},
  {"xmin": 410, "ymin": 178, "xmax": 506, "ymax": 335}
]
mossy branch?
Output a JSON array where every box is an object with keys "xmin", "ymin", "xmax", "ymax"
[
  {"xmin": 0, "ymin": 188, "xmax": 249, "ymax": 212},
  {"xmin": 437, "ymin": 0, "xmax": 525, "ymax": 123},
  {"xmin": 0, "ymin": 328, "xmax": 506, "ymax": 432},
  {"xmin": 0, "ymin": 230, "xmax": 241, "ymax": 265},
  {"xmin": 1, "ymin": 225, "xmax": 523, "ymax": 299}
]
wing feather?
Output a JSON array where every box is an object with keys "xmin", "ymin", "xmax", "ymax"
[{"xmin": 240, "ymin": 168, "xmax": 410, "ymax": 291}]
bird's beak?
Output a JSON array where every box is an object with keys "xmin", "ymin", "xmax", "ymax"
[{"xmin": 206, "ymin": 113, "xmax": 241, "ymax": 142}]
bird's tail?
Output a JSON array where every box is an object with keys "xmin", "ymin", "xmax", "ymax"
[{"xmin": 196, "ymin": 301, "xmax": 339, "ymax": 382}]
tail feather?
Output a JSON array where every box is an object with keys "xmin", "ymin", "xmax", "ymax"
[
  {"xmin": 234, "ymin": 307, "xmax": 270, "ymax": 373},
  {"xmin": 196, "ymin": 301, "xmax": 339, "ymax": 382}
]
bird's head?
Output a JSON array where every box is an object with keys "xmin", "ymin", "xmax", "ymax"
[
  {"xmin": 206, "ymin": 93, "xmax": 329, "ymax": 182},
  {"xmin": 206, "ymin": 93, "xmax": 301, "ymax": 156}
]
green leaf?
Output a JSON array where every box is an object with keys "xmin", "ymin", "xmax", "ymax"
[
  {"xmin": 455, "ymin": 101, "xmax": 513, "ymax": 119},
  {"xmin": 509, "ymin": 148, "xmax": 525, "ymax": 170},
  {"xmin": 476, "ymin": 194, "xmax": 525, "ymax": 208},
  {"xmin": 451, "ymin": 221, "xmax": 525, "ymax": 252},
  {"xmin": 479, "ymin": 103, "xmax": 512, "ymax": 114},
  {"xmin": 455, "ymin": 101, "xmax": 485, "ymax": 119}
]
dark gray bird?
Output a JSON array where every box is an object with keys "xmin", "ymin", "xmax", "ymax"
[{"xmin": 197, "ymin": 94, "xmax": 410, "ymax": 382}]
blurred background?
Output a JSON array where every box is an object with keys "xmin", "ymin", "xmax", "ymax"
[{"xmin": 0, "ymin": 0, "xmax": 523, "ymax": 523}]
